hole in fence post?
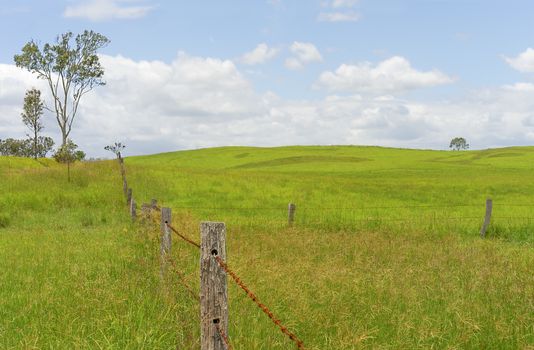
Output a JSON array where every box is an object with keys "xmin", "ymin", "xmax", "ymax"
[
  {"xmin": 213, "ymin": 318, "xmax": 220, "ymax": 324},
  {"xmin": 211, "ymin": 249, "xmax": 218, "ymax": 256}
]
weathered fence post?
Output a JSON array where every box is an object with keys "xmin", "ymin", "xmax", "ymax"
[
  {"xmin": 200, "ymin": 222, "xmax": 228, "ymax": 350},
  {"xmin": 160, "ymin": 207, "xmax": 172, "ymax": 277},
  {"xmin": 118, "ymin": 153, "xmax": 128, "ymax": 196},
  {"xmin": 127, "ymin": 188, "xmax": 132, "ymax": 206},
  {"xmin": 130, "ymin": 199, "xmax": 137, "ymax": 221},
  {"xmin": 123, "ymin": 180, "xmax": 128, "ymax": 198},
  {"xmin": 151, "ymin": 199, "xmax": 158, "ymax": 209},
  {"xmin": 288, "ymin": 203, "xmax": 296, "ymax": 226},
  {"xmin": 480, "ymin": 198, "xmax": 493, "ymax": 237}
]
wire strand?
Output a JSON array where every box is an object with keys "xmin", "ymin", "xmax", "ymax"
[{"xmin": 214, "ymin": 255, "xmax": 306, "ymax": 350}]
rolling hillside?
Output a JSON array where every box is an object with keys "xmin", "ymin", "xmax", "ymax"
[{"xmin": 1, "ymin": 146, "xmax": 533, "ymax": 349}]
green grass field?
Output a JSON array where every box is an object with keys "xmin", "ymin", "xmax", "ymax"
[{"xmin": 1, "ymin": 146, "xmax": 533, "ymax": 349}]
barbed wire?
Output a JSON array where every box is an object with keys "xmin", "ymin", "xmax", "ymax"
[
  {"xmin": 166, "ymin": 223, "xmax": 201, "ymax": 249},
  {"xmin": 215, "ymin": 322, "xmax": 232, "ymax": 350},
  {"xmin": 166, "ymin": 256, "xmax": 200, "ymax": 301},
  {"xmin": 172, "ymin": 206, "xmax": 283, "ymax": 210},
  {"xmin": 214, "ymin": 255, "xmax": 306, "ymax": 350}
]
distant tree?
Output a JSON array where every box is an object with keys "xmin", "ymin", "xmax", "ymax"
[
  {"xmin": 0, "ymin": 137, "xmax": 53, "ymax": 158},
  {"xmin": 0, "ymin": 138, "xmax": 32, "ymax": 157},
  {"xmin": 53, "ymin": 139, "xmax": 84, "ymax": 182},
  {"xmin": 449, "ymin": 137, "xmax": 469, "ymax": 151},
  {"xmin": 35, "ymin": 136, "xmax": 55, "ymax": 158},
  {"xmin": 14, "ymin": 30, "xmax": 110, "ymax": 147},
  {"xmin": 21, "ymin": 88, "xmax": 45, "ymax": 159},
  {"xmin": 104, "ymin": 142, "xmax": 126, "ymax": 159}
]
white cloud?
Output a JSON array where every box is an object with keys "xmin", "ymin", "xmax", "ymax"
[
  {"xmin": 503, "ymin": 82, "xmax": 534, "ymax": 92},
  {"xmin": 331, "ymin": 0, "xmax": 359, "ymax": 8},
  {"xmin": 318, "ymin": 11, "xmax": 360, "ymax": 22},
  {"xmin": 317, "ymin": 56, "xmax": 454, "ymax": 94},
  {"xmin": 240, "ymin": 43, "xmax": 279, "ymax": 65},
  {"xmin": 3, "ymin": 52, "xmax": 534, "ymax": 157},
  {"xmin": 319, "ymin": 0, "xmax": 360, "ymax": 23},
  {"xmin": 0, "ymin": 64, "xmax": 50, "ymax": 138},
  {"xmin": 504, "ymin": 48, "xmax": 534, "ymax": 73},
  {"xmin": 285, "ymin": 42, "xmax": 323, "ymax": 70},
  {"xmin": 63, "ymin": 0, "xmax": 153, "ymax": 21}
]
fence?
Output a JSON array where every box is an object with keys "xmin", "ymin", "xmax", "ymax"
[
  {"xmin": 117, "ymin": 155, "xmax": 307, "ymax": 349},
  {"xmin": 115, "ymin": 155, "xmax": 531, "ymax": 349}
]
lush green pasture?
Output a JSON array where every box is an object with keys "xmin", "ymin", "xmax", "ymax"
[
  {"xmin": 129, "ymin": 146, "xmax": 534, "ymax": 243},
  {"xmin": 0, "ymin": 159, "xmax": 181, "ymax": 348},
  {"xmin": 1, "ymin": 146, "xmax": 533, "ymax": 349}
]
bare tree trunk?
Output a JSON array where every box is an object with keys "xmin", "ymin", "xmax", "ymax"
[
  {"xmin": 33, "ymin": 129, "xmax": 38, "ymax": 159},
  {"xmin": 62, "ymin": 132, "xmax": 67, "ymax": 148}
]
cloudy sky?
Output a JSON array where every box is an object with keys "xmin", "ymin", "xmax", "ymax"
[{"xmin": 1, "ymin": 0, "xmax": 534, "ymax": 157}]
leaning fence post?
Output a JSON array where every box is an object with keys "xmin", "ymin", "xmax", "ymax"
[
  {"xmin": 200, "ymin": 222, "xmax": 228, "ymax": 350},
  {"xmin": 127, "ymin": 188, "xmax": 132, "ymax": 206},
  {"xmin": 288, "ymin": 203, "xmax": 296, "ymax": 226},
  {"xmin": 480, "ymin": 198, "xmax": 493, "ymax": 237},
  {"xmin": 160, "ymin": 207, "xmax": 172, "ymax": 277}
]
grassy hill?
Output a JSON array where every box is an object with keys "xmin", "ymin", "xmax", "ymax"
[{"xmin": 1, "ymin": 146, "xmax": 533, "ymax": 349}]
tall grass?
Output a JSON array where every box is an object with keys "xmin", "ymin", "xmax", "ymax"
[{"xmin": 1, "ymin": 146, "xmax": 533, "ymax": 349}]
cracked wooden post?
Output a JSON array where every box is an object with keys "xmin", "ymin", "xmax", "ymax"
[
  {"xmin": 288, "ymin": 203, "xmax": 296, "ymax": 226},
  {"xmin": 480, "ymin": 198, "xmax": 492, "ymax": 237},
  {"xmin": 127, "ymin": 188, "xmax": 132, "ymax": 206},
  {"xmin": 160, "ymin": 207, "xmax": 172, "ymax": 278},
  {"xmin": 200, "ymin": 222, "xmax": 228, "ymax": 350}
]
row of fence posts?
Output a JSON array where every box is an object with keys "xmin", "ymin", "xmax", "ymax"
[
  {"xmin": 124, "ymin": 191, "xmax": 494, "ymax": 238},
  {"xmin": 117, "ymin": 155, "xmax": 231, "ymax": 349},
  {"xmin": 117, "ymin": 153, "xmax": 494, "ymax": 349}
]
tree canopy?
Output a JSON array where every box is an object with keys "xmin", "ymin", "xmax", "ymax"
[
  {"xmin": 21, "ymin": 88, "xmax": 45, "ymax": 159},
  {"xmin": 449, "ymin": 137, "xmax": 469, "ymax": 151},
  {"xmin": 104, "ymin": 142, "xmax": 126, "ymax": 159},
  {"xmin": 14, "ymin": 30, "xmax": 110, "ymax": 146}
]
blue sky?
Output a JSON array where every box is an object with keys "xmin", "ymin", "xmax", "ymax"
[{"xmin": 1, "ymin": 0, "xmax": 534, "ymax": 156}]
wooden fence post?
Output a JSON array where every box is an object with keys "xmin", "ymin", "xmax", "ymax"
[
  {"xmin": 127, "ymin": 188, "xmax": 132, "ymax": 206},
  {"xmin": 130, "ymin": 199, "xmax": 137, "ymax": 220},
  {"xmin": 480, "ymin": 198, "xmax": 492, "ymax": 237},
  {"xmin": 288, "ymin": 203, "xmax": 296, "ymax": 226},
  {"xmin": 118, "ymin": 153, "xmax": 128, "ymax": 196},
  {"xmin": 151, "ymin": 199, "xmax": 158, "ymax": 209},
  {"xmin": 200, "ymin": 222, "xmax": 228, "ymax": 350},
  {"xmin": 123, "ymin": 180, "xmax": 128, "ymax": 198},
  {"xmin": 160, "ymin": 207, "xmax": 172, "ymax": 277}
]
